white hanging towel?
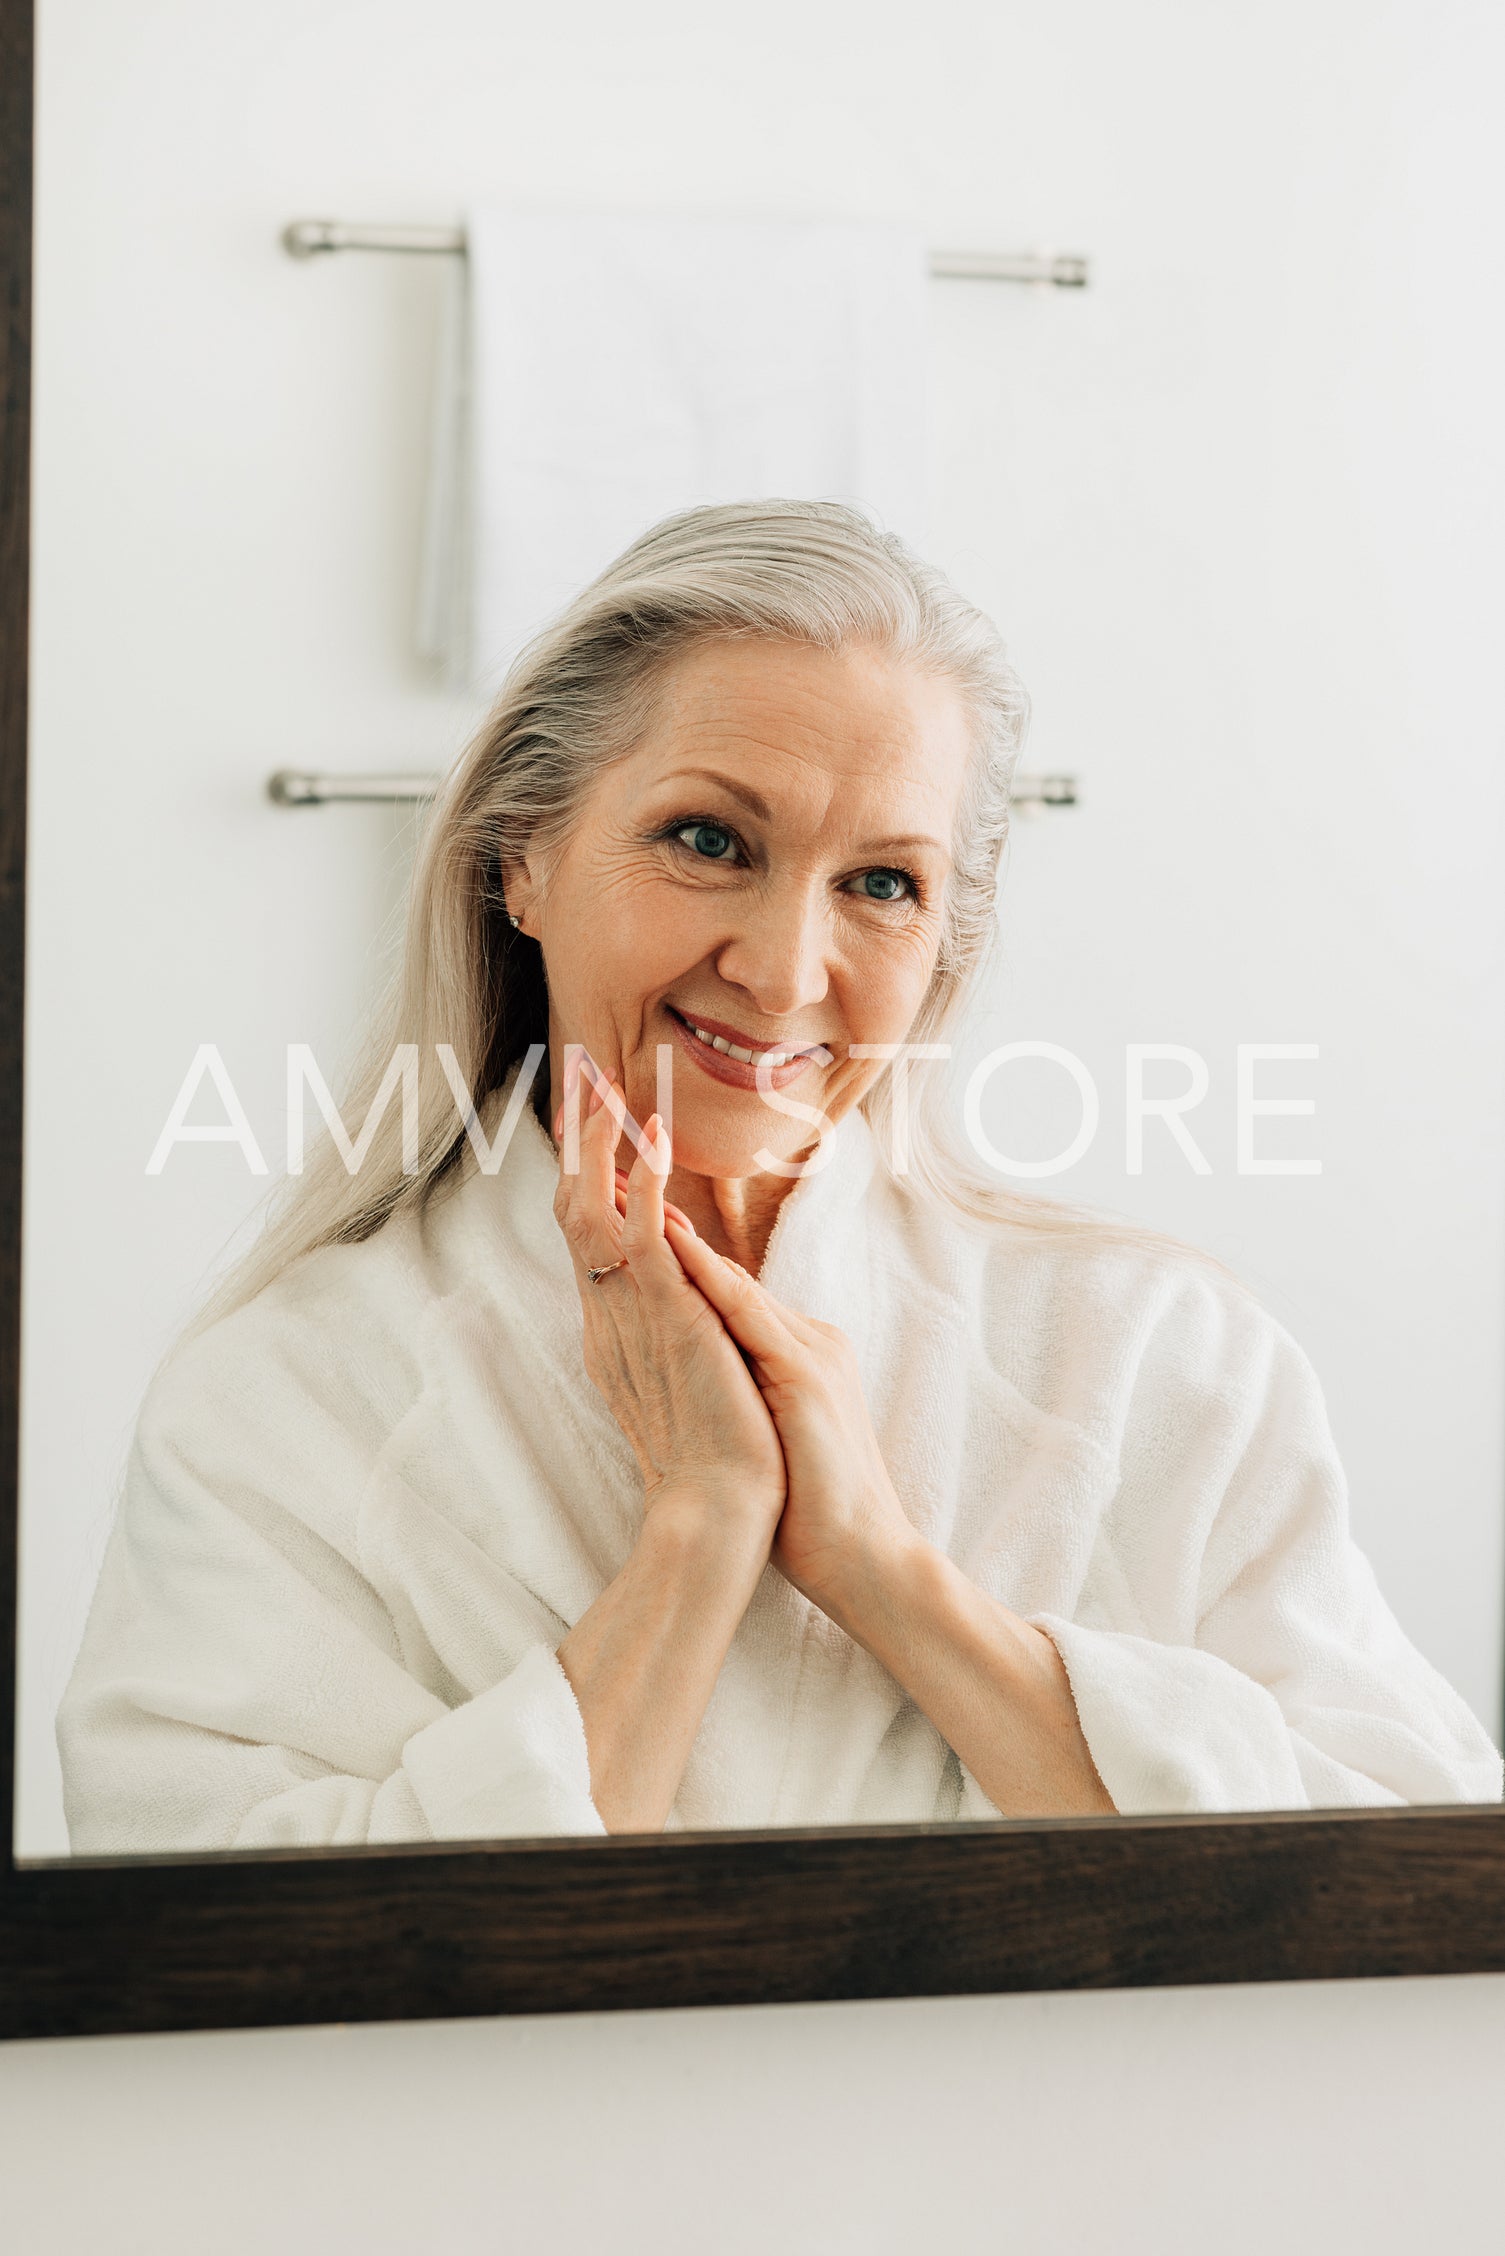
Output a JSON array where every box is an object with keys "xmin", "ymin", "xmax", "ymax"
[{"xmin": 418, "ymin": 210, "xmax": 931, "ymax": 693}]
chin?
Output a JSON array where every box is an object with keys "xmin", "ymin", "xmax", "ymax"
[{"xmin": 655, "ymin": 1103, "xmax": 793, "ymax": 1182}]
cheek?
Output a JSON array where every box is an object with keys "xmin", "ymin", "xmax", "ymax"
[
  {"xmin": 847, "ymin": 929, "xmax": 939, "ymax": 1031},
  {"xmin": 553, "ymin": 871, "xmax": 713, "ymax": 1032},
  {"xmin": 551, "ymin": 853, "xmax": 686, "ymax": 964},
  {"xmin": 610, "ymin": 877, "xmax": 707, "ymax": 981}
]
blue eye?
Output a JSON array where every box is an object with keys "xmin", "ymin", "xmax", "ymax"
[
  {"xmin": 660, "ymin": 817, "xmax": 921, "ymax": 908},
  {"xmin": 674, "ymin": 821, "xmax": 737, "ymax": 861}
]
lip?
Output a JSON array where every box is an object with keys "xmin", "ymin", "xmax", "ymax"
[
  {"xmin": 670, "ymin": 1005, "xmax": 830, "ymax": 1059},
  {"xmin": 666, "ymin": 1006, "xmax": 832, "ymax": 1093}
]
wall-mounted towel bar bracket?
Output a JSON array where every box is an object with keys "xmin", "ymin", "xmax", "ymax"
[
  {"xmin": 267, "ymin": 768, "xmax": 1079, "ymax": 811},
  {"xmin": 267, "ymin": 770, "xmax": 445, "ymax": 805},
  {"xmin": 280, "ymin": 219, "xmax": 1089, "ymax": 289}
]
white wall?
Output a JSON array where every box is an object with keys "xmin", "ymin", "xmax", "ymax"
[{"xmin": 12, "ymin": 1, "xmax": 1505, "ymax": 2241}]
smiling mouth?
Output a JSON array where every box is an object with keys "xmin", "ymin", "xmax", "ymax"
[{"xmin": 667, "ymin": 1007, "xmax": 834, "ymax": 1068}]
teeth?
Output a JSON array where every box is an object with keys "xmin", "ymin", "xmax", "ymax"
[{"xmin": 682, "ymin": 1016, "xmax": 806, "ymax": 1068}]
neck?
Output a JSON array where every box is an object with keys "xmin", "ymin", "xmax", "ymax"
[{"xmin": 665, "ymin": 1164, "xmax": 795, "ymax": 1276}]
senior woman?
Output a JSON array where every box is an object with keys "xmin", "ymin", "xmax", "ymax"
[{"xmin": 58, "ymin": 501, "xmax": 1501, "ymax": 1851}]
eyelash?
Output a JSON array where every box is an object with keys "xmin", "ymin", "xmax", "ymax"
[{"xmin": 653, "ymin": 814, "xmax": 926, "ymax": 910}]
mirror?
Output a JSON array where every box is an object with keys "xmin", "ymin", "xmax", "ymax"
[{"xmin": 16, "ymin": 0, "xmax": 1504, "ymax": 1865}]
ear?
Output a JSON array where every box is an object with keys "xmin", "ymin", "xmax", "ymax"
[{"xmin": 498, "ymin": 850, "xmax": 542, "ymax": 938}]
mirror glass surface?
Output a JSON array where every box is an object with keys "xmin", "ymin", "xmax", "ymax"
[{"xmin": 15, "ymin": 0, "xmax": 1505, "ymax": 1859}]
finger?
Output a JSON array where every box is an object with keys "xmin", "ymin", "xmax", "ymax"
[
  {"xmin": 622, "ymin": 1112, "xmax": 664, "ymax": 1231},
  {"xmin": 556, "ymin": 1190, "xmax": 624, "ymax": 1289},
  {"xmin": 667, "ymin": 1233, "xmax": 807, "ymax": 1376},
  {"xmin": 610, "ymin": 1105, "xmax": 671, "ymax": 1193},
  {"xmin": 576, "ymin": 1078, "xmax": 631, "ymax": 1268},
  {"xmin": 555, "ymin": 1045, "xmax": 628, "ymax": 1166},
  {"xmin": 616, "ymin": 1187, "xmax": 697, "ymax": 1234},
  {"xmin": 554, "ymin": 1182, "xmax": 624, "ymax": 1293},
  {"xmin": 553, "ymin": 1065, "xmax": 631, "ymax": 1280},
  {"xmin": 578, "ymin": 1048, "xmax": 648, "ymax": 1151},
  {"xmin": 614, "ymin": 1168, "xmax": 694, "ymax": 1235},
  {"xmin": 588, "ymin": 1061, "xmax": 672, "ymax": 1194},
  {"xmin": 619, "ymin": 1115, "xmax": 689, "ymax": 1299}
]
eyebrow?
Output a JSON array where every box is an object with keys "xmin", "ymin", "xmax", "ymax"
[{"xmin": 655, "ymin": 766, "xmax": 952, "ymax": 861}]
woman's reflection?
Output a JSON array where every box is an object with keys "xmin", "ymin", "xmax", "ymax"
[{"xmin": 56, "ymin": 500, "xmax": 1503, "ymax": 1850}]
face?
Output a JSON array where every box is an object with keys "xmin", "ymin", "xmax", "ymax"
[{"xmin": 505, "ymin": 637, "xmax": 974, "ymax": 1183}]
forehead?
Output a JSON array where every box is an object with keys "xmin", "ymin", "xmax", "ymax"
[{"xmin": 628, "ymin": 637, "xmax": 973, "ymax": 817}]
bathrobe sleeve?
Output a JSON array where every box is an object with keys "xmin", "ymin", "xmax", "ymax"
[
  {"xmin": 56, "ymin": 1299, "xmax": 606, "ymax": 1855},
  {"xmin": 1027, "ymin": 1265, "xmax": 1503, "ymax": 1816}
]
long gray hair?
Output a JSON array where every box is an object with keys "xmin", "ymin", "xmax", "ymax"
[{"xmin": 186, "ymin": 499, "xmax": 1194, "ymax": 1340}]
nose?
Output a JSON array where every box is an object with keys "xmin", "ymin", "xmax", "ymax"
[{"xmin": 713, "ymin": 878, "xmax": 832, "ymax": 1023}]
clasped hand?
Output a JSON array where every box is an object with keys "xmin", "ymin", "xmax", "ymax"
[
  {"xmin": 552, "ymin": 1065, "xmax": 916, "ymax": 1614},
  {"xmin": 552, "ymin": 1058, "xmax": 1114, "ymax": 1825}
]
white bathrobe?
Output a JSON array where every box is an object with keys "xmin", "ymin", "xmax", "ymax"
[{"xmin": 57, "ymin": 1062, "xmax": 1503, "ymax": 1853}]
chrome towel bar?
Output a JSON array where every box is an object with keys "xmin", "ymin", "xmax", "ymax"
[
  {"xmin": 267, "ymin": 770, "xmax": 443, "ymax": 805},
  {"xmin": 268, "ymin": 768, "xmax": 1079, "ymax": 810},
  {"xmin": 280, "ymin": 219, "xmax": 1089, "ymax": 289}
]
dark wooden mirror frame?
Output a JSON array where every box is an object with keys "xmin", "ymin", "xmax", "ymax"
[{"xmin": 5, "ymin": 0, "xmax": 1505, "ymax": 2047}]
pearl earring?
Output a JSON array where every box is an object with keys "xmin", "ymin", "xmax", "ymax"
[{"xmin": 507, "ymin": 912, "xmax": 521, "ymax": 929}]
